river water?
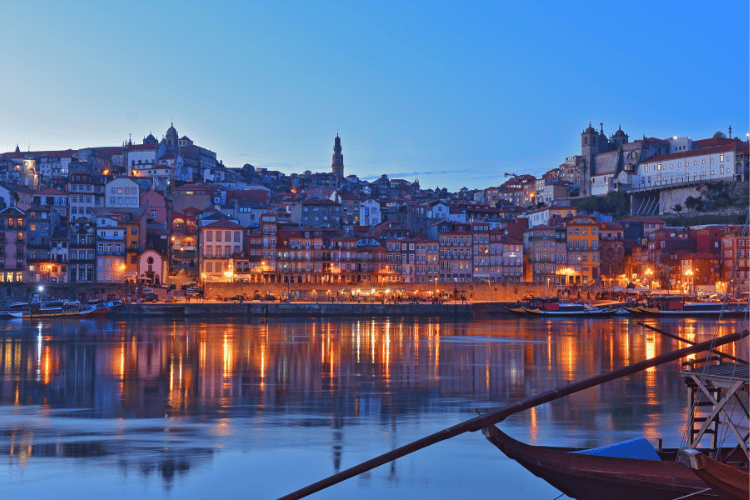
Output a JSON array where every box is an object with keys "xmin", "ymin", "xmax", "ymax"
[{"xmin": 0, "ymin": 315, "xmax": 746, "ymax": 499}]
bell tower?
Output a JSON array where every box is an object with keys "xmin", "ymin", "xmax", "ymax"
[{"xmin": 332, "ymin": 134, "xmax": 344, "ymax": 178}]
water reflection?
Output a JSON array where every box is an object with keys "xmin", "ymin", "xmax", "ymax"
[{"xmin": 0, "ymin": 315, "xmax": 746, "ymax": 497}]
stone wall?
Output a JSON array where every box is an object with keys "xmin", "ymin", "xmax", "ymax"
[
  {"xmin": 0, "ymin": 283, "xmax": 129, "ymax": 307},
  {"xmin": 203, "ymin": 281, "xmax": 604, "ymax": 302}
]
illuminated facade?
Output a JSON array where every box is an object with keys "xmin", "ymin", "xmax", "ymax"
[
  {"xmin": 199, "ymin": 218, "xmax": 244, "ymax": 281},
  {"xmin": 564, "ymin": 215, "xmax": 600, "ymax": 284},
  {"xmin": 0, "ymin": 206, "xmax": 27, "ymax": 282}
]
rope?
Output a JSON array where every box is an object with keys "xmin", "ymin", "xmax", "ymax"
[{"xmin": 670, "ymin": 487, "xmax": 713, "ymax": 500}]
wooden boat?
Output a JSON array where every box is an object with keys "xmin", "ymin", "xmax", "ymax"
[
  {"xmin": 279, "ymin": 331, "xmax": 748, "ymax": 500},
  {"xmin": 678, "ymin": 448, "xmax": 749, "ymax": 500},
  {"xmin": 9, "ymin": 305, "xmax": 98, "ymax": 319},
  {"xmin": 86, "ymin": 299, "xmax": 123, "ymax": 317},
  {"xmin": 525, "ymin": 303, "xmax": 617, "ymax": 317},
  {"xmin": 506, "ymin": 297, "xmax": 615, "ymax": 317},
  {"xmin": 633, "ymin": 295, "xmax": 749, "ymax": 317},
  {"xmin": 483, "ymin": 425, "xmax": 737, "ymax": 500}
]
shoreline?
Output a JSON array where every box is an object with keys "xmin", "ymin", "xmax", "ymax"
[{"xmin": 109, "ymin": 300, "xmax": 505, "ymax": 318}]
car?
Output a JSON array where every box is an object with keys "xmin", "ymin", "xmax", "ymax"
[
  {"xmin": 224, "ymin": 295, "xmax": 245, "ymax": 302},
  {"xmin": 142, "ymin": 293, "xmax": 159, "ymax": 302},
  {"xmin": 143, "ymin": 287, "xmax": 154, "ymax": 294},
  {"xmin": 186, "ymin": 287, "xmax": 200, "ymax": 295},
  {"xmin": 261, "ymin": 294, "xmax": 277, "ymax": 302}
]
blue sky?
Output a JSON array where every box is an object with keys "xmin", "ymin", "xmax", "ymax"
[{"xmin": 0, "ymin": 1, "xmax": 747, "ymax": 190}]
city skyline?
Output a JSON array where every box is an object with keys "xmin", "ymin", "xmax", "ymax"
[{"xmin": 1, "ymin": 1, "xmax": 747, "ymax": 189}]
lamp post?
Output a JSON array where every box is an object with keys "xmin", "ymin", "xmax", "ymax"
[
  {"xmin": 684, "ymin": 269, "xmax": 694, "ymax": 296},
  {"xmin": 645, "ymin": 268, "xmax": 653, "ymax": 290},
  {"xmin": 38, "ymin": 285, "xmax": 44, "ymax": 305}
]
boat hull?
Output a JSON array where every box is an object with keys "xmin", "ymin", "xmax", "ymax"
[
  {"xmin": 483, "ymin": 425, "xmax": 724, "ymax": 500},
  {"xmin": 525, "ymin": 308, "xmax": 616, "ymax": 317}
]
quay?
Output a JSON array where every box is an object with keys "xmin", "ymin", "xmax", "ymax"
[{"xmin": 109, "ymin": 300, "xmax": 514, "ymax": 318}]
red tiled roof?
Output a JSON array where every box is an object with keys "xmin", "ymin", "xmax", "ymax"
[
  {"xmin": 34, "ymin": 187, "xmax": 67, "ymax": 196},
  {"xmin": 692, "ymin": 137, "xmax": 741, "ymax": 148},
  {"xmin": 641, "ymin": 142, "xmax": 747, "ymax": 165},
  {"xmin": 127, "ymin": 144, "xmax": 157, "ymax": 151},
  {"xmin": 202, "ymin": 219, "xmax": 244, "ymax": 230},
  {"xmin": 0, "ymin": 148, "xmax": 77, "ymax": 159}
]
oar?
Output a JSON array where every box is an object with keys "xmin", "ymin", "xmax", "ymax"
[
  {"xmin": 637, "ymin": 322, "xmax": 748, "ymax": 364},
  {"xmin": 278, "ymin": 329, "xmax": 748, "ymax": 500}
]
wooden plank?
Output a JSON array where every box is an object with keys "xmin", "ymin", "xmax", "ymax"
[{"xmin": 277, "ymin": 329, "xmax": 748, "ymax": 500}]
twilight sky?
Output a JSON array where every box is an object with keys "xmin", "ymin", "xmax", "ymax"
[{"xmin": 0, "ymin": 1, "xmax": 747, "ymax": 190}]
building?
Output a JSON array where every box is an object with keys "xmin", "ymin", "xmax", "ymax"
[
  {"xmin": 359, "ymin": 198, "xmax": 381, "ymax": 227},
  {"xmin": 633, "ymin": 140, "xmax": 749, "ymax": 189},
  {"xmin": 720, "ymin": 229, "xmax": 750, "ymax": 291},
  {"xmin": 0, "ymin": 207, "xmax": 27, "ymax": 283},
  {"xmin": 579, "ymin": 123, "xmax": 669, "ymax": 197},
  {"xmin": 526, "ymin": 205, "xmax": 577, "ymax": 229},
  {"xmin": 105, "ymin": 177, "xmax": 140, "ymax": 209},
  {"xmin": 598, "ymin": 222, "xmax": 624, "ymax": 285},
  {"xmin": 68, "ymin": 218, "xmax": 96, "ymax": 283},
  {"xmin": 25, "ymin": 205, "xmax": 61, "ymax": 283},
  {"xmin": 69, "ymin": 172, "xmax": 105, "ymax": 220},
  {"xmin": 564, "ymin": 214, "xmax": 600, "ymax": 285},
  {"xmin": 290, "ymin": 198, "xmax": 342, "ymax": 228},
  {"xmin": 93, "ymin": 212, "xmax": 127, "ymax": 283},
  {"xmin": 199, "ymin": 218, "xmax": 245, "ymax": 281},
  {"xmin": 437, "ymin": 222, "xmax": 472, "ymax": 283}
]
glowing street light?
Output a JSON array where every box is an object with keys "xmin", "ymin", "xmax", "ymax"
[{"xmin": 645, "ymin": 268, "xmax": 654, "ymax": 290}]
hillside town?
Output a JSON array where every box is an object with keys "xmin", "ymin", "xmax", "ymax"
[{"xmin": 0, "ymin": 123, "xmax": 748, "ymax": 300}]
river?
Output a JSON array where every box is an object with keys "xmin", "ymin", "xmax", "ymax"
[{"xmin": 0, "ymin": 315, "xmax": 746, "ymax": 499}]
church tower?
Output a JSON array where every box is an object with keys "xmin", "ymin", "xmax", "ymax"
[
  {"xmin": 332, "ymin": 134, "xmax": 344, "ymax": 178},
  {"xmin": 165, "ymin": 123, "xmax": 179, "ymax": 157},
  {"xmin": 581, "ymin": 123, "xmax": 599, "ymax": 196}
]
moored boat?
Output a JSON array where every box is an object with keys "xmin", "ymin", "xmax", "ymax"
[
  {"xmin": 631, "ymin": 295, "xmax": 749, "ymax": 317},
  {"xmin": 9, "ymin": 304, "xmax": 98, "ymax": 319},
  {"xmin": 678, "ymin": 448, "xmax": 749, "ymax": 500},
  {"xmin": 483, "ymin": 425, "xmax": 736, "ymax": 500}
]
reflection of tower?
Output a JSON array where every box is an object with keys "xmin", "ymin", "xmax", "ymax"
[{"xmin": 332, "ymin": 134, "xmax": 344, "ymax": 178}]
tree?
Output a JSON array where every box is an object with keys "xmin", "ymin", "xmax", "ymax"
[
  {"xmin": 672, "ymin": 204, "xmax": 683, "ymax": 215},
  {"xmin": 685, "ymin": 196, "xmax": 703, "ymax": 213}
]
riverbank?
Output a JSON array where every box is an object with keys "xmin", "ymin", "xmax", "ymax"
[{"xmin": 110, "ymin": 300, "xmax": 517, "ymax": 318}]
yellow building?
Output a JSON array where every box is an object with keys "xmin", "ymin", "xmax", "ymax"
[{"xmin": 564, "ymin": 215, "xmax": 600, "ymax": 285}]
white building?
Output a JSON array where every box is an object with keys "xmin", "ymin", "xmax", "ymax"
[
  {"xmin": 125, "ymin": 143, "xmax": 158, "ymax": 177},
  {"xmin": 426, "ymin": 201, "xmax": 449, "ymax": 220},
  {"xmin": 359, "ymin": 198, "xmax": 381, "ymax": 227},
  {"xmin": 95, "ymin": 213, "xmax": 126, "ymax": 283},
  {"xmin": 633, "ymin": 143, "xmax": 744, "ymax": 189},
  {"xmin": 105, "ymin": 177, "xmax": 140, "ymax": 209}
]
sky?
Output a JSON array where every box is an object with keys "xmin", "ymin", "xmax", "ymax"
[{"xmin": 0, "ymin": 1, "xmax": 747, "ymax": 190}]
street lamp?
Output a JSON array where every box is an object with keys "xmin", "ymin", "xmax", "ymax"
[
  {"xmin": 38, "ymin": 285, "xmax": 44, "ymax": 304},
  {"xmin": 645, "ymin": 268, "xmax": 653, "ymax": 290},
  {"xmin": 684, "ymin": 269, "xmax": 694, "ymax": 296}
]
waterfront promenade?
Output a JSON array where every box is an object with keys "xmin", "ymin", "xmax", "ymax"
[{"xmin": 112, "ymin": 299, "xmax": 487, "ymax": 317}]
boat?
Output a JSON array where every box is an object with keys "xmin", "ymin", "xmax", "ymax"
[
  {"xmin": 482, "ymin": 425, "xmax": 742, "ymax": 500},
  {"xmin": 631, "ymin": 295, "xmax": 749, "ymax": 317},
  {"xmin": 276, "ymin": 331, "xmax": 748, "ymax": 500},
  {"xmin": 525, "ymin": 302, "xmax": 617, "ymax": 317},
  {"xmin": 678, "ymin": 448, "xmax": 749, "ymax": 500},
  {"xmin": 85, "ymin": 299, "xmax": 123, "ymax": 317},
  {"xmin": 8, "ymin": 304, "xmax": 98, "ymax": 319},
  {"xmin": 519, "ymin": 297, "xmax": 616, "ymax": 317}
]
